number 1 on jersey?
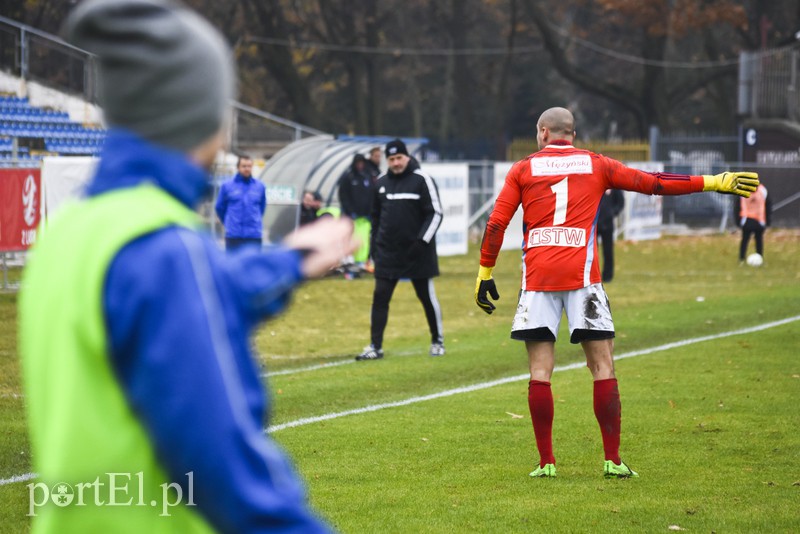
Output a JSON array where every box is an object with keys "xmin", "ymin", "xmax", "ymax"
[{"xmin": 550, "ymin": 177, "xmax": 568, "ymax": 225}]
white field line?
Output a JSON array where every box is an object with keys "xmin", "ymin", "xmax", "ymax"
[
  {"xmin": 263, "ymin": 359, "xmax": 353, "ymax": 377},
  {"xmin": 261, "ymin": 349, "xmax": 419, "ymax": 377},
  {"xmin": 0, "ymin": 472, "xmax": 37, "ymax": 485},
  {"xmin": 3, "ymin": 315, "xmax": 798, "ymax": 487},
  {"xmin": 267, "ymin": 315, "xmax": 800, "ymax": 432}
]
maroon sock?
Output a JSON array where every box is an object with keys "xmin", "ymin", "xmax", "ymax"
[
  {"xmin": 528, "ymin": 380, "xmax": 555, "ymax": 467},
  {"xmin": 593, "ymin": 378, "xmax": 621, "ymax": 464}
]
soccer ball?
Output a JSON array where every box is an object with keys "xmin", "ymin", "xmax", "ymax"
[{"xmin": 746, "ymin": 253, "xmax": 763, "ymax": 267}]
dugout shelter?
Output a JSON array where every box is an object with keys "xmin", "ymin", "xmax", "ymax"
[{"xmin": 257, "ymin": 135, "xmax": 427, "ymax": 243}]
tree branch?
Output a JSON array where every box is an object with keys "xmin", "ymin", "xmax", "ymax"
[{"xmin": 519, "ymin": 0, "xmax": 644, "ymax": 121}]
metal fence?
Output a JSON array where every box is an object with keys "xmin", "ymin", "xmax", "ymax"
[
  {"xmin": 650, "ymin": 127, "xmax": 800, "ymax": 228},
  {"xmin": 654, "ymin": 129, "xmax": 736, "ymax": 229},
  {"xmin": 0, "ymin": 15, "xmax": 323, "ymax": 156},
  {"xmin": 650, "ymin": 128, "xmax": 740, "ymax": 172},
  {"xmin": 230, "ymin": 102, "xmax": 325, "ymax": 159},
  {"xmin": 0, "ymin": 16, "xmax": 95, "ymax": 100},
  {"xmin": 739, "ymin": 46, "xmax": 800, "ymax": 121},
  {"xmin": 661, "ymin": 162, "xmax": 800, "ymax": 229}
]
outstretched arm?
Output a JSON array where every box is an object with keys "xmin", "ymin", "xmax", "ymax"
[{"xmin": 604, "ymin": 157, "xmax": 758, "ymax": 198}]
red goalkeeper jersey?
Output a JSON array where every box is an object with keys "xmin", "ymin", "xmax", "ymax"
[{"xmin": 481, "ymin": 141, "xmax": 705, "ymax": 291}]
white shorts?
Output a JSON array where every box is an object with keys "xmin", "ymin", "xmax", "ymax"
[{"xmin": 511, "ymin": 283, "xmax": 614, "ymax": 344}]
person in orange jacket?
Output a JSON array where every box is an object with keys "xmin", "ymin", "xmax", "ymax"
[{"xmin": 737, "ymin": 183, "xmax": 771, "ymax": 263}]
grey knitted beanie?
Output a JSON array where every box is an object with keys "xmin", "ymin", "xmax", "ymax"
[{"xmin": 65, "ymin": 0, "xmax": 235, "ymax": 151}]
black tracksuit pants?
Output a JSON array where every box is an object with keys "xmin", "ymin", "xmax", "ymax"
[
  {"xmin": 598, "ymin": 224, "xmax": 615, "ymax": 282},
  {"xmin": 370, "ymin": 277, "xmax": 443, "ymax": 350},
  {"xmin": 740, "ymin": 218, "xmax": 765, "ymax": 260}
]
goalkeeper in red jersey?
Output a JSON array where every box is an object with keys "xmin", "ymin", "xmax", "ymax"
[{"xmin": 475, "ymin": 107, "xmax": 758, "ymax": 478}]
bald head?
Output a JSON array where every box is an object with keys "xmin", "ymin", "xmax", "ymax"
[{"xmin": 536, "ymin": 107, "xmax": 576, "ymax": 149}]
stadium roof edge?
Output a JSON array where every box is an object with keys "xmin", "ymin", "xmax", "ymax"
[{"xmin": 336, "ymin": 135, "xmax": 429, "ymax": 145}]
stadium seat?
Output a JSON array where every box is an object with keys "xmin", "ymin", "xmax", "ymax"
[{"xmin": 0, "ymin": 95, "xmax": 106, "ymax": 156}]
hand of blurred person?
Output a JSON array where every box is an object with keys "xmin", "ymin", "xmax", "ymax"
[{"xmin": 283, "ymin": 217, "xmax": 359, "ymax": 278}]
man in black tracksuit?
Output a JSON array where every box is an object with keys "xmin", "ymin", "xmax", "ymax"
[
  {"xmin": 356, "ymin": 139, "xmax": 445, "ymax": 361},
  {"xmin": 597, "ymin": 189, "xmax": 625, "ymax": 282}
]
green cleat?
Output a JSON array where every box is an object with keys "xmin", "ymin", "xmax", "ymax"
[
  {"xmin": 529, "ymin": 463, "xmax": 557, "ymax": 478},
  {"xmin": 603, "ymin": 460, "xmax": 639, "ymax": 478}
]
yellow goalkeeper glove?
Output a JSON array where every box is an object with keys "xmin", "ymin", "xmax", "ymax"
[
  {"xmin": 475, "ymin": 265, "xmax": 500, "ymax": 315},
  {"xmin": 702, "ymin": 172, "xmax": 759, "ymax": 198}
]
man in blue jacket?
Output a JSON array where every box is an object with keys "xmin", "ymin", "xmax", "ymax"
[
  {"xmin": 19, "ymin": 0, "xmax": 356, "ymax": 531},
  {"xmin": 215, "ymin": 155, "xmax": 267, "ymax": 250}
]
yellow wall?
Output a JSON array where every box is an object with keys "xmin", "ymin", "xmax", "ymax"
[{"xmin": 506, "ymin": 138, "xmax": 649, "ymax": 162}]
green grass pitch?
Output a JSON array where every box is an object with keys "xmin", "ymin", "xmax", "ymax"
[{"xmin": 1, "ymin": 230, "xmax": 798, "ymax": 532}]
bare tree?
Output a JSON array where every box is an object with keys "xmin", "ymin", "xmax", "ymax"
[
  {"xmin": 240, "ymin": 0, "xmax": 323, "ymax": 128},
  {"xmin": 14, "ymin": 0, "xmax": 800, "ymax": 146}
]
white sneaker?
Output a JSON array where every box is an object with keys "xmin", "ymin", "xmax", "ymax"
[
  {"xmin": 356, "ymin": 345, "xmax": 384, "ymax": 361},
  {"xmin": 429, "ymin": 343, "xmax": 446, "ymax": 357}
]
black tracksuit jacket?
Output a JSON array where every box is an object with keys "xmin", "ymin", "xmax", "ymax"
[{"xmin": 370, "ymin": 160, "xmax": 443, "ymax": 279}]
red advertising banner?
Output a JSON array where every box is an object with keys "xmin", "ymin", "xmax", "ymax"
[{"xmin": 1, "ymin": 168, "xmax": 42, "ymax": 251}]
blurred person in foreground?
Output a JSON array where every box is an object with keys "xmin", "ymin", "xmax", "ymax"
[
  {"xmin": 474, "ymin": 107, "xmax": 758, "ymax": 479},
  {"xmin": 215, "ymin": 154, "xmax": 267, "ymax": 251},
  {"xmin": 356, "ymin": 139, "xmax": 445, "ymax": 360},
  {"xmin": 18, "ymin": 1, "xmax": 354, "ymax": 532}
]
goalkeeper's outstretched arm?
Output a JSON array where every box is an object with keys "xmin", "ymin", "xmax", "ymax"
[{"xmin": 605, "ymin": 157, "xmax": 759, "ymax": 198}]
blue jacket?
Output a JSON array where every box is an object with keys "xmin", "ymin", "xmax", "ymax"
[
  {"xmin": 215, "ymin": 173, "xmax": 267, "ymax": 239},
  {"xmin": 88, "ymin": 130, "xmax": 332, "ymax": 533}
]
